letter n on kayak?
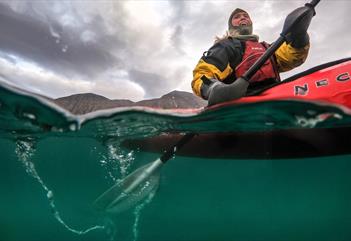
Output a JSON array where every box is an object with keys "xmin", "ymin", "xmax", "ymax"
[{"xmin": 294, "ymin": 83, "xmax": 308, "ymax": 96}]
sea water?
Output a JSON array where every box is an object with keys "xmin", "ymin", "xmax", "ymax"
[{"xmin": 1, "ymin": 81, "xmax": 351, "ymax": 241}]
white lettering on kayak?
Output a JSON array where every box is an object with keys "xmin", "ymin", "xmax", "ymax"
[
  {"xmin": 294, "ymin": 83, "xmax": 308, "ymax": 96},
  {"xmin": 337, "ymin": 72, "xmax": 350, "ymax": 82},
  {"xmin": 294, "ymin": 72, "xmax": 350, "ymax": 96},
  {"xmin": 316, "ymin": 79, "xmax": 328, "ymax": 87}
]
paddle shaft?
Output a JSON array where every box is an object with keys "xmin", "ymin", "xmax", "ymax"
[
  {"xmin": 241, "ymin": 36, "xmax": 285, "ymax": 81},
  {"xmin": 242, "ymin": 0, "xmax": 320, "ymax": 81},
  {"xmin": 160, "ymin": 133, "xmax": 196, "ymax": 164},
  {"xmin": 309, "ymin": 0, "xmax": 320, "ymax": 7}
]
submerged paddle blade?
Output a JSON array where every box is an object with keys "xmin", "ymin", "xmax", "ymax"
[{"xmin": 93, "ymin": 159, "xmax": 163, "ymax": 213}]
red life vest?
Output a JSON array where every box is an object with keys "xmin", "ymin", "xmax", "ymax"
[{"xmin": 235, "ymin": 40, "xmax": 280, "ymax": 83}]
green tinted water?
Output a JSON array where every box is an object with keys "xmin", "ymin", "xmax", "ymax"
[{"xmin": 1, "ymin": 81, "xmax": 351, "ymax": 241}]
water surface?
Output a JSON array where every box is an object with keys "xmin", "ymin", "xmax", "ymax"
[{"xmin": 1, "ymin": 81, "xmax": 351, "ymax": 240}]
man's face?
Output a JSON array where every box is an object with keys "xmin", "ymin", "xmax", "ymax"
[{"xmin": 231, "ymin": 12, "xmax": 252, "ymax": 27}]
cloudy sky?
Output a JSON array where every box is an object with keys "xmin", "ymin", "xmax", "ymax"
[{"xmin": 0, "ymin": 0, "xmax": 350, "ymax": 101}]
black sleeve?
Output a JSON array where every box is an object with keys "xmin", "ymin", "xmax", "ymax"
[
  {"xmin": 201, "ymin": 38, "xmax": 243, "ymax": 72},
  {"xmin": 286, "ymin": 32, "xmax": 310, "ymax": 48}
]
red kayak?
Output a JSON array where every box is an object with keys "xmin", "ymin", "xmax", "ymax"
[
  {"xmin": 123, "ymin": 58, "xmax": 351, "ymax": 159},
  {"xmin": 212, "ymin": 58, "xmax": 351, "ymax": 111}
]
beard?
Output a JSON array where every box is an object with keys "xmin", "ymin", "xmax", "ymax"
[
  {"xmin": 231, "ymin": 25, "xmax": 253, "ymax": 35},
  {"xmin": 215, "ymin": 23, "xmax": 258, "ymax": 43}
]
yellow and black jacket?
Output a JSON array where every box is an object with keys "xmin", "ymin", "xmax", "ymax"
[{"xmin": 192, "ymin": 37, "xmax": 310, "ymax": 99}]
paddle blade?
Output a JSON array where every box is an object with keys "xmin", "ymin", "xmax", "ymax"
[{"xmin": 93, "ymin": 159, "xmax": 162, "ymax": 213}]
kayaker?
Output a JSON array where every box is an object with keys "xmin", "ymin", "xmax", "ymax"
[{"xmin": 191, "ymin": 8, "xmax": 310, "ymax": 105}]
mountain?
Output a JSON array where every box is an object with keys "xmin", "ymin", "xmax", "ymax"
[
  {"xmin": 53, "ymin": 91, "xmax": 207, "ymax": 115},
  {"xmin": 136, "ymin": 91, "xmax": 207, "ymax": 109}
]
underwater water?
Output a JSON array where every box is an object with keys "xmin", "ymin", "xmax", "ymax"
[{"xmin": 1, "ymin": 81, "xmax": 351, "ymax": 241}]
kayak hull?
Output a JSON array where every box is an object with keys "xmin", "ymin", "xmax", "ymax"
[{"xmin": 122, "ymin": 126, "xmax": 351, "ymax": 159}]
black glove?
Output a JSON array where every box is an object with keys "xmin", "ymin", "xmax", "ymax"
[
  {"xmin": 200, "ymin": 76, "xmax": 249, "ymax": 106},
  {"xmin": 282, "ymin": 3, "xmax": 315, "ymax": 48}
]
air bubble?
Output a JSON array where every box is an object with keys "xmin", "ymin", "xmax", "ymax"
[
  {"xmin": 16, "ymin": 139, "xmax": 105, "ymax": 235},
  {"xmin": 69, "ymin": 123, "xmax": 77, "ymax": 131},
  {"xmin": 307, "ymin": 110, "xmax": 317, "ymax": 115},
  {"xmin": 51, "ymin": 127, "xmax": 64, "ymax": 132},
  {"xmin": 296, "ymin": 118, "xmax": 309, "ymax": 127},
  {"xmin": 334, "ymin": 114, "xmax": 343, "ymax": 119},
  {"xmin": 23, "ymin": 112, "xmax": 36, "ymax": 120},
  {"xmin": 47, "ymin": 191, "xmax": 53, "ymax": 199}
]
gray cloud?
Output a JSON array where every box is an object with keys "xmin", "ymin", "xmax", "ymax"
[
  {"xmin": 129, "ymin": 69, "xmax": 167, "ymax": 98},
  {"xmin": 171, "ymin": 25, "xmax": 186, "ymax": 55},
  {"xmin": 0, "ymin": 0, "xmax": 350, "ymax": 101},
  {"xmin": 0, "ymin": 2, "xmax": 120, "ymax": 79}
]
